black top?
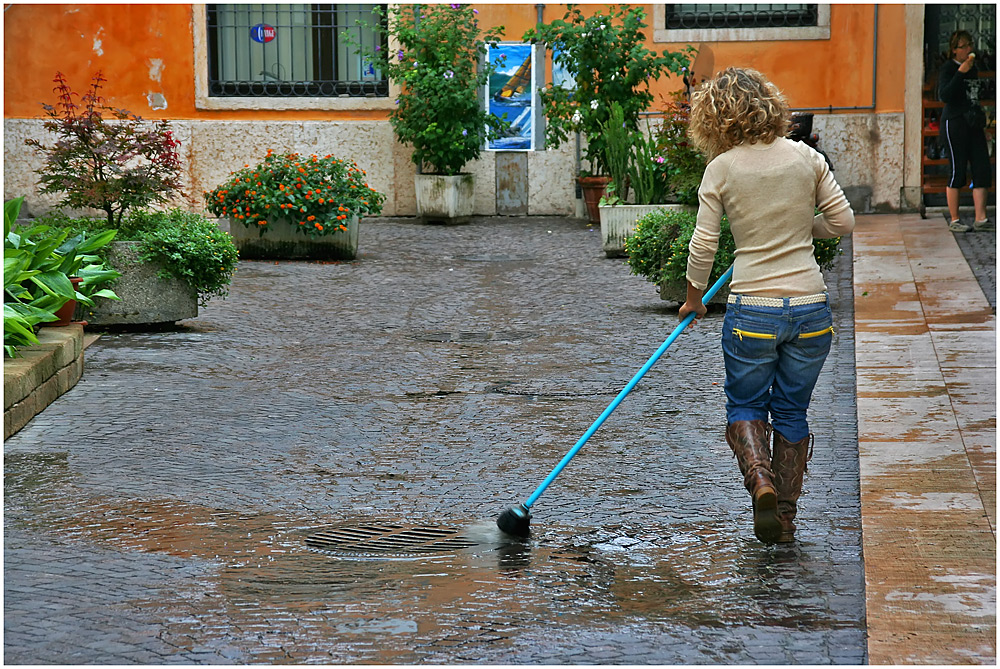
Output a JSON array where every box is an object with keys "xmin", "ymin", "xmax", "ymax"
[{"xmin": 937, "ymin": 58, "xmax": 978, "ymax": 121}]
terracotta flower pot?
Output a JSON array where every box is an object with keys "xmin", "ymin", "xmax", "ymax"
[
  {"xmin": 43, "ymin": 277, "xmax": 83, "ymax": 327},
  {"xmin": 577, "ymin": 176, "xmax": 610, "ymax": 224}
]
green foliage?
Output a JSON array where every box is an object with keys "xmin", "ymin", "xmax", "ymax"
[
  {"xmin": 24, "ymin": 72, "xmax": 182, "ymax": 228},
  {"xmin": 38, "ymin": 208, "xmax": 239, "ymax": 307},
  {"xmin": 129, "ymin": 210, "xmax": 240, "ymax": 306},
  {"xmin": 600, "ymin": 102, "xmax": 632, "ymax": 203},
  {"xmin": 353, "ymin": 4, "xmax": 507, "ymax": 175},
  {"xmin": 524, "ymin": 4, "xmax": 693, "ymax": 175},
  {"xmin": 4, "ymin": 197, "xmax": 120, "ymax": 357},
  {"xmin": 204, "ymin": 151, "xmax": 385, "ymax": 237},
  {"xmin": 629, "ymin": 129, "xmax": 672, "ymax": 206},
  {"xmin": 599, "ymin": 99, "xmax": 706, "ymax": 206},
  {"xmin": 625, "ymin": 209, "xmax": 842, "ymax": 289},
  {"xmin": 655, "ymin": 101, "xmax": 706, "ymax": 206}
]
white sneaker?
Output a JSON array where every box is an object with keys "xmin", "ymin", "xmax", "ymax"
[
  {"xmin": 949, "ymin": 219, "xmax": 972, "ymax": 232},
  {"xmin": 973, "ymin": 219, "xmax": 994, "ymax": 232}
]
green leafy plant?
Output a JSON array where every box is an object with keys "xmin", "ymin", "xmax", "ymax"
[
  {"xmin": 353, "ymin": 4, "xmax": 507, "ymax": 175},
  {"xmin": 600, "ymin": 102, "xmax": 632, "ymax": 203},
  {"xmin": 4, "ymin": 197, "xmax": 120, "ymax": 357},
  {"xmin": 130, "ymin": 210, "xmax": 240, "ymax": 306},
  {"xmin": 524, "ymin": 4, "xmax": 692, "ymax": 176},
  {"xmin": 656, "ymin": 100, "xmax": 706, "ymax": 206},
  {"xmin": 33, "ymin": 208, "xmax": 239, "ymax": 307},
  {"xmin": 24, "ymin": 71, "xmax": 182, "ymax": 228},
  {"xmin": 625, "ymin": 208, "xmax": 842, "ymax": 289},
  {"xmin": 204, "ymin": 151, "xmax": 385, "ymax": 237},
  {"xmin": 629, "ymin": 129, "xmax": 673, "ymax": 206}
]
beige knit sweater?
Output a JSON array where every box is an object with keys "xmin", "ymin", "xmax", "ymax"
[{"xmin": 686, "ymin": 137, "xmax": 855, "ymax": 296}]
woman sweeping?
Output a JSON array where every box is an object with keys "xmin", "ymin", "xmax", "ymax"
[{"xmin": 679, "ymin": 68, "xmax": 855, "ymax": 544}]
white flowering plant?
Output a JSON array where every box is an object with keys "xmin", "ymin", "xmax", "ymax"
[
  {"xmin": 354, "ymin": 4, "xmax": 508, "ymax": 176},
  {"xmin": 524, "ymin": 4, "xmax": 692, "ymax": 176}
]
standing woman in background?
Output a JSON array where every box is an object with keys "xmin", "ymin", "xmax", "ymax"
[
  {"xmin": 679, "ymin": 68, "xmax": 855, "ymax": 545},
  {"xmin": 938, "ymin": 29, "xmax": 993, "ymax": 232}
]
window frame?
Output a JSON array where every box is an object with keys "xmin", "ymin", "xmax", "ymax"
[
  {"xmin": 192, "ymin": 4, "xmax": 399, "ymax": 111},
  {"xmin": 653, "ymin": 3, "xmax": 831, "ymax": 42}
]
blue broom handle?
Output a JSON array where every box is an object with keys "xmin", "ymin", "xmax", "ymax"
[{"xmin": 523, "ymin": 265, "xmax": 734, "ymax": 509}]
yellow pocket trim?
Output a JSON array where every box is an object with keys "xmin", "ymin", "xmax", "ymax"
[
  {"xmin": 799, "ymin": 326, "xmax": 834, "ymax": 339},
  {"xmin": 733, "ymin": 328, "xmax": 777, "ymax": 341}
]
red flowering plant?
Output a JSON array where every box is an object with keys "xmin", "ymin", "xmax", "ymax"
[{"xmin": 204, "ymin": 151, "xmax": 385, "ymax": 237}]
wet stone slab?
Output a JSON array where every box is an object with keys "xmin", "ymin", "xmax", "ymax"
[{"xmin": 4, "ymin": 218, "xmax": 864, "ymax": 664}]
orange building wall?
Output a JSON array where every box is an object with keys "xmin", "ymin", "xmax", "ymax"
[{"xmin": 5, "ymin": 3, "xmax": 905, "ymax": 121}]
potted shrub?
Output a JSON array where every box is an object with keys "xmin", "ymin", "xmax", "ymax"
[
  {"xmin": 354, "ymin": 4, "xmax": 507, "ymax": 223},
  {"xmin": 204, "ymin": 150, "xmax": 385, "ymax": 259},
  {"xmin": 21, "ymin": 71, "xmax": 229, "ymax": 327},
  {"xmin": 625, "ymin": 209, "xmax": 843, "ymax": 304},
  {"xmin": 35, "ymin": 209, "xmax": 239, "ymax": 326},
  {"xmin": 598, "ymin": 100, "xmax": 704, "ymax": 257},
  {"xmin": 24, "ymin": 72, "xmax": 181, "ymax": 228},
  {"xmin": 524, "ymin": 5, "xmax": 692, "ymax": 224}
]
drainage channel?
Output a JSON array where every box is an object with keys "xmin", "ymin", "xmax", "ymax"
[{"xmin": 305, "ymin": 524, "xmax": 483, "ymax": 557}]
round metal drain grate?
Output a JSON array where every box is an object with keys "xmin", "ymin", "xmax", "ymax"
[{"xmin": 305, "ymin": 524, "xmax": 480, "ymax": 555}]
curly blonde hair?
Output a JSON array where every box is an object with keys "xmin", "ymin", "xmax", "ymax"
[{"xmin": 688, "ymin": 67, "xmax": 790, "ymax": 160}]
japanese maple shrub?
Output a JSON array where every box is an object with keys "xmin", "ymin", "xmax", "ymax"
[{"xmin": 25, "ymin": 71, "xmax": 182, "ymax": 228}]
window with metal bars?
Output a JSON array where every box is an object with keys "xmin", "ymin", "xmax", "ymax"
[
  {"xmin": 664, "ymin": 4, "xmax": 819, "ymax": 30},
  {"xmin": 206, "ymin": 4, "xmax": 388, "ymax": 97}
]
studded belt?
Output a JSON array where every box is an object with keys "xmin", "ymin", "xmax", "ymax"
[{"xmin": 728, "ymin": 293, "xmax": 827, "ymax": 307}]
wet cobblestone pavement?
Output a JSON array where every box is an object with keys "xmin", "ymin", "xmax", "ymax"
[{"xmin": 5, "ymin": 217, "xmax": 866, "ymax": 664}]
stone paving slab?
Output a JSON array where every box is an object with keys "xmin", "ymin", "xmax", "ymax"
[
  {"xmin": 853, "ymin": 213, "xmax": 996, "ymax": 665},
  {"xmin": 4, "ymin": 217, "xmax": 865, "ymax": 664}
]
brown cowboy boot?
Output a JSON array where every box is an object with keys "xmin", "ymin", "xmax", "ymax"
[
  {"xmin": 771, "ymin": 431, "xmax": 813, "ymax": 543},
  {"xmin": 725, "ymin": 420, "xmax": 781, "ymax": 544}
]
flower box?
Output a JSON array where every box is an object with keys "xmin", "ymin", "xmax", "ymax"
[
  {"xmin": 228, "ymin": 214, "xmax": 360, "ymax": 260},
  {"xmin": 414, "ymin": 174, "xmax": 475, "ymax": 224},
  {"xmin": 75, "ymin": 241, "xmax": 198, "ymax": 326},
  {"xmin": 598, "ymin": 203, "xmax": 695, "ymax": 258}
]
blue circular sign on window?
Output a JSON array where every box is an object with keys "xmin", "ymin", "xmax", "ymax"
[{"xmin": 250, "ymin": 24, "xmax": 276, "ymax": 44}]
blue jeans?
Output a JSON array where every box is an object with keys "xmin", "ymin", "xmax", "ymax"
[{"xmin": 721, "ymin": 296, "xmax": 834, "ymax": 442}]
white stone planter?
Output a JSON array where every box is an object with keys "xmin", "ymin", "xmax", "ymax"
[
  {"xmin": 228, "ymin": 214, "xmax": 360, "ymax": 260},
  {"xmin": 414, "ymin": 174, "xmax": 475, "ymax": 224},
  {"xmin": 598, "ymin": 203, "xmax": 696, "ymax": 258},
  {"xmin": 76, "ymin": 241, "xmax": 198, "ymax": 326}
]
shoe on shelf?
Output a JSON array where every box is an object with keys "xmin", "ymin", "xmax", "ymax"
[
  {"xmin": 949, "ymin": 219, "xmax": 973, "ymax": 232},
  {"xmin": 973, "ymin": 219, "xmax": 994, "ymax": 231}
]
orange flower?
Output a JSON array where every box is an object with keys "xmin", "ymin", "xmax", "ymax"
[
  {"xmin": 307, "ymin": 215, "xmax": 316, "ymax": 221},
  {"xmin": 257, "ymin": 220, "xmax": 266, "ymax": 226},
  {"xmin": 318, "ymin": 198, "xmax": 325, "ymax": 204},
  {"xmin": 315, "ymin": 223, "xmax": 324, "ymax": 231},
  {"xmin": 279, "ymin": 184, "xmax": 285, "ymax": 191}
]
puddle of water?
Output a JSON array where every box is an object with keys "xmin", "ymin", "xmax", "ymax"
[{"xmin": 4, "ymin": 456, "xmax": 865, "ymax": 664}]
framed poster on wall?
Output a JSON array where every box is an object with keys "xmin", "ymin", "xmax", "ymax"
[{"xmin": 486, "ymin": 42, "xmax": 536, "ymax": 151}]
